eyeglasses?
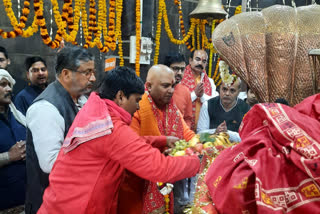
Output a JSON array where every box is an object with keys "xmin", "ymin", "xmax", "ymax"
[
  {"xmin": 79, "ymin": 70, "xmax": 96, "ymax": 79},
  {"xmin": 171, "ymin": 66, "xmax": 185, "ymax": 72}
]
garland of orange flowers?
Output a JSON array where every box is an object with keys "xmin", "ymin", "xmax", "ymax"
[
  {"xmin": 107, "ymin": 0, "xmax": 116, "ymax": 50},
  {"xmin": 116, "ymin": 0, "xmax": 124, "ymax": 66},
  {"xmin": 208, "ymin": 21, "xmax": 215, "ymax": 77},
  {"xmin": 51, "ymin": 0, "xmax": 81, "ymax": 43},
  {"xmin": 153, "ymin": 0, "xmax": 163, "ymax": 65},
  {"xmin": 88, "ymin": 0, "xmax": 98, "ymax": 48},
  {"xmin": 0, "ymin": 0, "xmax": 32, "ymax": 38},
  {"xmin": 36, "ymin": 0, "xmax": 64, "ymax": 49},
  {"xmin": 200, "ymin": 20, "xmax": 206, "ymax": 49},
  {"xmin": 157, "ymin": 182, "xmax": 172, "ymax": 214},
  {"xmin": 1, "ymin": 0, "xmax": 123, "ymax": 53},
  {"xmin": 196, "ymin": 24, "xmax": 200, "ymax": 50},
  {"xmin": 96, "ymin": 0, "xmax": 108, "ymax": 52},
  {"xmin": 135, "ymin": 0, "xmax": 141, "ymax": 76},
  {"xmin": 191, "ymin": 19, "xmax": 196, "ymax": 52},
  {"xmin": 175, "ymin": 0, "xmax": 192, "ymax": 51},
  {"xmin": 161, "ymin": 0, "xmax": 196, "ymax": 45}
]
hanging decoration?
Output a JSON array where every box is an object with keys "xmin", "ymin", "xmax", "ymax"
[
  {"xmin": 208, "ymin": 19, "xmax": 216, "ymax": 78},
  {"xmin": 1, "ymin": 0, "xmax": 32, "ymax": 38},
  {"xmin": 153, "ymin": 0, "xmax": 163, "ymax": 65},
  {"xmin": 115, "ymin": 0, "xmax": 124, "ymax": 66},
  {"xmin": 153, "ymin": 0, "xmax": 198, "ymax": 64},
  {"xmin": 0, "ymin": 0, "xmax": 123, "ymax": 53},
  {"xmin": 135, "ymin": 0, "xmax": 141, "ymax": 76},
  {"xmin": 175, "ymin": 0, "xmax": 193, "ymax": 51}
]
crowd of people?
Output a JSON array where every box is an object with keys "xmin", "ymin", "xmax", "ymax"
[{"xmin": 0, "ymin": 43, "xmax": 316, "ymax": 214}]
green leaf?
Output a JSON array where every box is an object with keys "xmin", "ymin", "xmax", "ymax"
[{"xmin": 199, "ymin": 133, "xmax": 216, "ymax": 143}]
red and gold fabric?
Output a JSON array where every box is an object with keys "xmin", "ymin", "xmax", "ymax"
[{"xmin": 204, "ymin": 94, "xmax": 320, "ymax": 213}]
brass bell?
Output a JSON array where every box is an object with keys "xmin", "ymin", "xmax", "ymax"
[{"xmin": 189, "ymin": 0, "xmax": 228, "ymax": 20}]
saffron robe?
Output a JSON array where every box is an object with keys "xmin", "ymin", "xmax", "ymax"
[{"xmin": 118, "ymin": 93, "xmax": 195, "ymax": 214}]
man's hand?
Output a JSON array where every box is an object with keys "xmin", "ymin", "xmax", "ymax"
[
  {"xmin": 8, "ymin": 140, "xmax": 26, "ymax": 162},
  {"xmin": 215, "ymin": 121, "xmax": 227, "ymax": 134},
  {"xmin": 194, "ymin": 83, "xmax": 204, "ymax": 97},
  {"xmin": 166, "ymin": 136, "xmax": 179, "ymax": 148}
]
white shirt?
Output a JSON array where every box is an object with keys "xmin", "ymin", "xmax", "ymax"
[
  {"xmin": 26, "ymin": 96, "xmax": 87, "ymax": 173},
  {"xmin": 190, "ymin": 75, "xmax": 219, "ymax": 103},
  {"xmin": 197, "ymin": 101, "xmax": 241, "ymax": 142}
]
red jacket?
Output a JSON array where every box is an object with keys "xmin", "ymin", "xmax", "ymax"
[{"xmin": 38, "ymin": 96, "xmax": 200, "ymax": 214}]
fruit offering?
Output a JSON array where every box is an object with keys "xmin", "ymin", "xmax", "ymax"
[{"xmin": 170, "ymin": 132, "xmax": 233, "ymax": 157}]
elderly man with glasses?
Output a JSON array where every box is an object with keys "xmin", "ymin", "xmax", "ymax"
[{"xmin": 25, "ymin": 46, "xmax": 96, "ymax": 214}]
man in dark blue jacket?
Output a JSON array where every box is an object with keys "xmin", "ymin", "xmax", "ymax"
[{"xmin": 0, "ymin": 69, "xmax": 26, "ymax": 212}]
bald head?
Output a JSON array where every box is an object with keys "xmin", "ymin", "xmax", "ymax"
[
  {"xmin": 146, "ymin": 64, "xmax": 175, "ymax": 108},
  {"xmin": 146, "ymin": 65, "xmax": 174, "ymax": 83}
]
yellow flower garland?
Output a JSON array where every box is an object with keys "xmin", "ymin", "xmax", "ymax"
[
  {"xmin": 36, "ymin": 0, "xmax": 63, "ymax": 49},
  {"xmin": 135, "ymin": 0, "xmax": 141, "ymax": 76},
  {"xmin": 196, "ymin": 24, "xmax": 200, "ymax": 50},
  {"xmin": 1, "ymin": 0, "xmax": 32, "ymax": 38},
  {"xmin": 153, "ymin": 0, "xmax": 163, "ymax": 65},
  {"xmin": 1, "ymin": 0, "xmax": 124, "ymax": 53},
  {"xmin": 161, "ymin": 0, "xmax": 196, "ymax": 45},
  {"xmin": 208, "ymin": 20, "xmax": 216, "ymax": 78},
  {"xmin": 116, "ymin": 0, "xmax": 124, "ymax": 65},
  {"xmin": 176, "ymin": 0, "xmax": 192, "ymax": 51}
]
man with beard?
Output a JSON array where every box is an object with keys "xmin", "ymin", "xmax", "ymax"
[
  {"xmin": 118, "ymin": 65, "xmax": 196, "ymax": 214},
  {"xmin": 14, "ymin": 56, "xmax": 49, "ymax": 115},
  {"xmin": 25, "ymin": 46, "xmax": 96, "ymax": 214},
  {"xmin": 181, "ymin": 50, "xmax": 219, "ymax": 131},
  {"xmin": 197, "ymin": 78, "xmax": 250, "ymax": 141},
  {"xmin": 0, "ymin": 69, "xmax": 26, "ymax": 213},
  {"xmin": 164, "ymin": 53, "xmax": 192, "ymax": 128}
]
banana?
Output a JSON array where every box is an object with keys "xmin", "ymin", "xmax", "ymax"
[
  {"xmin": 188, "ymin": 135, "xmax": 200, "ymax": 147},
  {"xmin": 174, "ymin": 150, "xmax": 186, "ymax": 156}
]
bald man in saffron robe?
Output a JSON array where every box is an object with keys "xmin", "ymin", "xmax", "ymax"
[{"xmin": 118, "ymin": 65, "xmax": 195, "ymax": 214}]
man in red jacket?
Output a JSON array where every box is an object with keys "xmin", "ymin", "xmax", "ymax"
[{"xmin": 38, "ymin": 66, "xmax": 200, "ymax": 214}]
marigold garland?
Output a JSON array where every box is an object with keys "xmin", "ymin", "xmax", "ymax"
[
  {"xmin": 208, "ymin": 20, "xmax": 216, "ymax": 77},
  {"xmin": 161, "ymin": 0, "xmax": 196, "ymax": 45},
  {"xmin": 116, "ymin": 0, "xmax": 124, "ymax": 66},
  {"xmin": 176, "ymin": 0, "xmax": 192, "ymax": 51},
  {"xmin": 36, "ymin": 0, "xmax": 63, "ymax": 49},
  {"xmin": 157, "ymin": 182, "xmax": 172, "ymax": 214},
  {"xmin": 196, "ymin": 24, "xmax": 200, "ymax": 50},
  {"xmin": 135, "ymin": 0, "xmax": 141, "ymax": 76},
  {"xmin": 1, "ymin": 0, "xmax": 31, "ymax": 38},
  {"xmin": 1, "ymin": 0, "xmax": 124, "ymax": 53},
  {"xmin": 153, "ymin": 0, "xmax": 163, "ymax": 65},
  {"xmin": 214, "ymin": 57, "xmax": 221, "ymax": 86}
]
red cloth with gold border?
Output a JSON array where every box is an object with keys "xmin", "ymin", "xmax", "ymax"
[{"xmin": 205, "ymin": 95, "xmax": 320, "ymax": 213}]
